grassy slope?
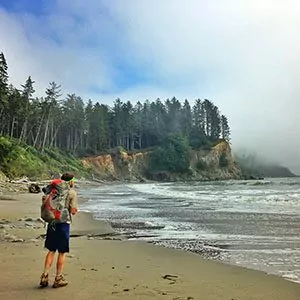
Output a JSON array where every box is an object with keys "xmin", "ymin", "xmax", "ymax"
[{"xmin": 0, "ymin": 136, "xmax": 91, "ymax": 180}]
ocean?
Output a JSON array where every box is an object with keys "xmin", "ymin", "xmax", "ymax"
[{"xmin": 79, "ymin": 178, "xmax": 300, "ymax": 283}]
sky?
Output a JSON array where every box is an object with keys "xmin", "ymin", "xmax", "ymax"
[{"xmin": 0, "ymin": 0, "xmax": 300, "ymax": 173}]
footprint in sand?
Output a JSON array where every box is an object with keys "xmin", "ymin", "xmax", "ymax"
[{"xmin": 162, "ymin": 274, "xmax": 178, "ymax": 284}]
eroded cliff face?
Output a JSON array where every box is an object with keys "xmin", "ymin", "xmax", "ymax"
[
  {"xmin": 0, "ymin": 171, "xmax": 7, "ymax": 182},
  {"xmin": 189, "ymin": 141, "xmax": 242, "ymax": 181},
  {"xmin": 82, "ymin": 151, "xmax": 148, "ymax": 181},
  {"xmin": 81, "ymin": 141, "xmax": 242, "ymax": 182}
]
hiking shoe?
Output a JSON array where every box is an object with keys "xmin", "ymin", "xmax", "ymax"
[
  {"xmin": 53, "ymin": 274, "xmax": 68, "ymax": 288},
  {"xmin": 39, "ymin": 273, "xmax": 49, "ymax": 288}
]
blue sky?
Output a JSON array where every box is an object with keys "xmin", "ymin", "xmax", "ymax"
[{"xmin": 1, "ymin": 0, "xmax": 300, "ymax": 171}]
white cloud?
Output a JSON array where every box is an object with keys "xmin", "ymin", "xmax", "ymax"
[
  {"xmin": 1, "ymin": 0, "xmax": 300, "ymax": 172},
  {"xmin": 0, "ymin": 6, "xmax": 115, "ymax": 97}
]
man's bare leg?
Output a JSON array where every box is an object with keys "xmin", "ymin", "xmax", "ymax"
[
  {"xmin": 40, "ymin": 251, "xmax": 55, "ymax": 287},
  {"xmin": 53, "ymin": 253, "xmax": 68, "ymax": 288},
  {"xmin": 44, "ymin": 251, "xmax": 55, "ymax": 274},
  {"xmin": 56, "ymin": 252, "xmax": 66, "ymax": 276}
]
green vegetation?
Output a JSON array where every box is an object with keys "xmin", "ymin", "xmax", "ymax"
[
  {"xmin": 0, "ymin": 51, "xmax": 230, "ymax": 158},
  {"xmin": 196, "ymin": 159, "xmax": 207, "ymax": 171},
  {"xmin": 0, "ymin": 51, "xmax": 234, "ymax": 179},
  {"xmin": 0, "ymin": 136, "xmax": 90, "ymax": 179},
  {"xmin": 219, "ymin": 152, "xmax": 229, "ymax": 168},
  {"xmin": 149, "ymin": 134, "xmax": 191, "ymax": 173}
]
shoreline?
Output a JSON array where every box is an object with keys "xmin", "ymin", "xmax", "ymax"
[
  {"xmin": 86, "ymin": 210, "xmax": 300, "ymax": 286},
  {"xmin": 1, "ymin": 192, "xmax": 300, "ymax": 299},
  {"xmin": 79, "ymin": 179, "xmax": 300, "ymax": 286}
]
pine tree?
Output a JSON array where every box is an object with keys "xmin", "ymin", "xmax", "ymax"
[
  {"xmin": 41, "ymin": 82, "xmax": 62, "ymax": 150},
  {"xmin": 0, "ymin": 52, "xmax": 8, "ymax": 95},
  {"xmin": 133, "ymin": 101, "xmax": 143, "ymax": 149},
  {"xmin": 210, "ymin": 105, "xmax": 221, "ymax": 140},
  {"xmin": 7, "ymin": 85, "xmax": 22, "ymax": 138},
  {"xmin": 221, "ymin": 115, "xmax": 230, "ymax": 141},
  {"xmin": 21, "ymin": 76, "xmax": 35, "ymax": 99},
  {"xmin": 111, "ymin": 98, "xmax": 123, "ymax": 147},
  {"xmin": 165, "ymin": 97, "xmax": 182, "ymax": 134},
  {"xmin": 190, "ymin": 99, "xmax": 207, "ymax": 148},
  {"xmin": 181, "ymin": 99, "xmax": 192, "ymax": 136},
  {"xmin": 19, "ymin": 76, "xmax": 35, "ymax": 143},
  {"xmin": 0, "ymin": 52, "xmax": 9, "ymax": 134},
  {"xmin": 84, "ymin": 99, "xmax": 94, "ymax": 151},
  {"xmin": 202, "ymin": 99, "xmax": 214, "ymax": 137}
]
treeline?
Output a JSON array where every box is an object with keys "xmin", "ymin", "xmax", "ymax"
[{"xmin": 0, "ymin": 52, "xmax": 230, "ymax": 155}]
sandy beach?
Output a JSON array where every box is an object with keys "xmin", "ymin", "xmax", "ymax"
[{"xmin": 1, "ymin": 192, "xmax": 300, "ymax": 300}]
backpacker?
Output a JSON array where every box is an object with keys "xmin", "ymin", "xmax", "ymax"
[{"xmin": 41, "ymin": 179, "xmax": 70, "ymax": 223}]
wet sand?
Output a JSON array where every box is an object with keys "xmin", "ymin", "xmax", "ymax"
[{"xmin": 0, "ymin": 193, "xmax": 300, "ymax": 299}]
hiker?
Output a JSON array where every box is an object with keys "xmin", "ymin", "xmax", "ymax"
[{"xmin": 39, "ymin": 173, "xmax": 78, "ymax": 288}]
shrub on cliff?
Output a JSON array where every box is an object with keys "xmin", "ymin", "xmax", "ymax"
[
  {"xmin": 219, "ymin": 152, "xmax": 229, "ymax": 168},
  {"xmin": 196, "ymin": 159, "xmax": 207, "ymax": 170},
  {"xmin": 149, "ymin": 134, "xmax": 191, "ymax": 173}
]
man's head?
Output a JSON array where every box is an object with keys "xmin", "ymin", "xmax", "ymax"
[{"xmin": 61, "ymin": 173, "xmax": 75, "ymax": 187}]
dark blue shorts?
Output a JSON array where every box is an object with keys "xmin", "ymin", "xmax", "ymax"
[{"xmin": 45, "ymin": 223, "xmax": 70, "ymax": 253}]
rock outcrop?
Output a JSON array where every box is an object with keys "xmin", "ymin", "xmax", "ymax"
[
  {"xmin": 188, "ymin": 140, "xmax": 242, "ymax": 181},
  {"xmin": 82, "ymin": 141, "xmax": 242, "ymax": 182}
]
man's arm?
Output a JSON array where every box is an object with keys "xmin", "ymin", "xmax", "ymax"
[{"xmin": 66, "ymin": 189, "xmax": 78, "ymax": 215}]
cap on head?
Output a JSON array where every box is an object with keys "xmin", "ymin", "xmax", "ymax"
[{"xmin": 61, "ymin": 173, "xmax": 74, "ymax": 182}]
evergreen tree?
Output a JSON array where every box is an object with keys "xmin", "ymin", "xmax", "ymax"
[
  {"xmin": 190, "ymin": 99, "xmax": 207, "ymax": 148},
  {"xmin": 165, "ymin": 97, "xmax": 182, "ymax": 134},
  {"xmin": 0, "ymin": 52, "xmax": 8, "ymax": 95},
  {"xmin": 221, "ymin": 115, "xmax": 230, "ymax": 141},
  {"xmin": 0, "ymin": 50, "xmax": 232, "ymax": 159},
  {"xmin": 19, "ymin": 76, "xmax": 35, "ymax": 143},
  {"xmin": 7, "ymin": 85, "xmax": 22, "ymax": 138},
  {"xmin": 202, "ymin": 99, "xmax": 213, "ymax": 137},
  {"xmin": 0, "ymin": 52, "xmax": 9, "ymax": 135},
  {"xmin": 150, "ymin": 134, "xmax": 191, "ymax": 173},
  {"xmin": 21, "ymin": 76, "xmax": 35, "ymax": 99},
  {"xmin": 133, "ymin": 101, "xmax": 143, "ymax": 149},
  {"xmin": 84, "ymin": 99, "xmax": 95, "ymax": 152},
  {"xmin": 41, "ymin": 82, "xmax": 62, "ymax": 150},
  {"xmin": 210, "ymin": 105, "xmax": 221, "ymax": 140},
  {"xmin": 181, "ymin": 99, "xmax": 192, "ymax": 136}
]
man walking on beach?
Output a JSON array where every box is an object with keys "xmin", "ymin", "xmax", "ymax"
[{"xmin": 39, "ymin": 173, "xmax": 78, "ymax": 288}]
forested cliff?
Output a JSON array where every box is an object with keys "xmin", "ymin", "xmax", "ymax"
[
  {"xmin": 82, "ymin": 140, "xmax": 241, "ymax": 182},
  {"xmin": 0, "ymin": 51, "xmax": 242, "ymax": 181},
  {"xmin": 0, "ymin": 51, "xmax": 230, "ymax": 156}
]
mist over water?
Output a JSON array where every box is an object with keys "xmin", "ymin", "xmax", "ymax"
[{"xmin": 80, "ymin": 178, "xmax": 300, "ymax": 283}]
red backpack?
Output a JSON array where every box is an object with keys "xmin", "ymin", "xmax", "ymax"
[{"xmin": 41, "ymin": 179, "xmax": 70, "ymax": 223}]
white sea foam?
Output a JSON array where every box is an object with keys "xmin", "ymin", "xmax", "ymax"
[{"xmin": 79, "ymin": 178, "xmax": 300, "ymax": 284}]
